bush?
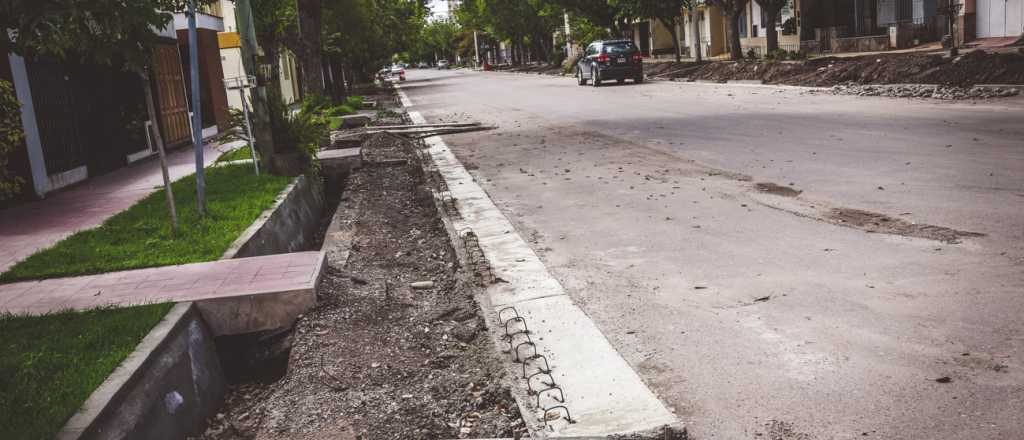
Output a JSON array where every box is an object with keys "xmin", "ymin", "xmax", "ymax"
[
  {"xmin": 0, "ymin": 79, "xmax": 25, "ymax": 201},
  {"xmin": 326, "ymin": 104, "xmax": 355, "ymax": 117},
  {"xmin": 344, "ymin": 95, "xmax": 364, "ymax": 109}
]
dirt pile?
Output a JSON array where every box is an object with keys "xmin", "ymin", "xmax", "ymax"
[
  {"xmin": 197, "ymin": 134, "xmax": 523, "ymax": 439},
  {"xmin": 497, "ymin": 63, "xmax": 565, "ymax": 75},
  {"xmin": 828, "ymin": 83, "xmax": 1020, "ymax": 99},
  {"xmin": 661, "ymin": 50, "xmax": 1024, "ymax": 87}
]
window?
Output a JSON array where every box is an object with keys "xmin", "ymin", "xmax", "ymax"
[{"xmin": 603, "ymin": 42, "xmax": 638, "ymax": 54}]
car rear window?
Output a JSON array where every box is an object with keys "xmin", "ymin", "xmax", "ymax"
[{"xmin": 603, "ymin": 42, "xmax": 637, "ymax": 55}]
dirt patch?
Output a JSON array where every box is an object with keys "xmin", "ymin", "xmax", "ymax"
[
  {"xmin": 657, "ymin": 50, "xmax": 1024, "ymax": 87},
  {"xmin": 196, "ymin": 135, "xmax": 523, "ymax": 439},
  {"xmin": 755, "ymin": 182, "xmax": 802, "ymax": 197},
  {"xmin": 828, "ymin": 208, "xmax": 985, "ymax": 244},
  {"xmin": 761, "ymin": 420, "xmax": 811, "ymax": 440}
]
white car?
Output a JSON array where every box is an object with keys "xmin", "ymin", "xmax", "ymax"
[
  {"xmin": 390, "ymin": 65, "xmax": 406, "ymax": 81},
  {"xmin": 437, "ymin": 60, "xmax": 450, "ymax": 69}
]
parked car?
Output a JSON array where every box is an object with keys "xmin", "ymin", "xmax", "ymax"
[
  {"xmin": 390, "ymin": 64, "xmax": 406, "ymax": 81},
  {"xmin": 417, "ymin": 62, "xmax": 429, "ymax": 68},
  {"xmin": 575, "ymin": 39, "xmax": 643, "ymax": 87},
  {"xmin": 437, "ymin": 59, "xmax": 450, "ymax": 69}
]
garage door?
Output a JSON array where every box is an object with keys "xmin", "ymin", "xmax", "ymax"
[{"xmin": 978, "ymin": 0, "xmax": 1024, "ymax": 38}]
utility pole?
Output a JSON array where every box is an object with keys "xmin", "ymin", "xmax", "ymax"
[
  {"xmin": 564, "ymin": 12, "xmax": 572, "ymax": 59},
  {"xmin": 188, "ymin": 0, "xmax": 206, "ymax": 215},
  {"xmin": 473, "ymin": 31, "xmax": 480, "ymax": 67}
]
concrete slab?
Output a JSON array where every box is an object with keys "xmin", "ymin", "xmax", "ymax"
[
  {"xmin": 339, "ymin": 114, "xmax": 371, "ymax": 128},
  {"xmin": 403, "ymin": 89, "xmax": 679, "ymax": 437},
  {"xmin": 0, "ymin": 251, "xmax": 325, "ymax": 334}
]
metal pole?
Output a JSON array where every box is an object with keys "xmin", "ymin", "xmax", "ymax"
[
  {"xmin": 239, "ymin": 85, "xmax": 259, "ymax": 175},
  {"xmin": 188, "ymin": 0, "xmax": 206, "ymax": 215}
]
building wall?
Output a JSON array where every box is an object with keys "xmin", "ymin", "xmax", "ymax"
[
  {"xmin": 740, "ymin": 0, "xmax": 802, "ymax": 54},
  {"xmin": 683, "ymin": 6, "xmax": 727, "ymax": 58}
]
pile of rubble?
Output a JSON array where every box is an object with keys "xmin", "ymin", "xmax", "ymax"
[{"xmin": 829, "ymin": 83, "xmax": 1021, "ymax": 100}]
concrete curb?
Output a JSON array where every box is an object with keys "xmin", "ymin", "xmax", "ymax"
[
  {"xmin": 56, "ymin": 302, "xmax": 225, "ymax": 440},
  {"xmin": 396, "ymin": 85, "xmax": 681, "ymax": 438}
]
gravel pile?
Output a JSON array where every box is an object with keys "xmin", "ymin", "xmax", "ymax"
[{"xmin": 829, "ymin": 83, "xmax": 1021, "ymax": 100}]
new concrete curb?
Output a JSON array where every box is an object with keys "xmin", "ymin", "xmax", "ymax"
[{"xmin": 396, "ymin": 85, "xmax": 681, "ymax": 438}]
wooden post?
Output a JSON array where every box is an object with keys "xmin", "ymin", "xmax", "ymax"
[{"xmin": 141, "ymin": 70, "xmax": 178, "ymax": 233}]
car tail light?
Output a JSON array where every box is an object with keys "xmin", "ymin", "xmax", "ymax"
[
  {"xmin": 632, "ymin": 53, "xmax": 643, "ymax": 62},
  {"xmin": 596, "ymin": 53, "xmax": 609, "ymax": 63}
]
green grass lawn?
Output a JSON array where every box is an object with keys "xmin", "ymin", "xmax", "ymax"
[
  {"xmin": 0, "ymin": 163, "xmax": 292, "ymax": 438},
  {"xmin": 0, "ymin": 303, "xmax": 174, "ymax": 440},
  {"xmin": 215, "ymin": 144, "xmax": 259, "ymax": 163},
  {"xmin": 0, "ymin": 163, "xmax": 292, "ymax": 282}
]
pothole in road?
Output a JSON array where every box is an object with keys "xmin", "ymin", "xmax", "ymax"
[
  {"xmin": 828, "ymin": 208, "xmax": 985, "ymax": 244},
  {"xmin": 755, "ymin": 182, "xmax": 803, "ymax": 197}
]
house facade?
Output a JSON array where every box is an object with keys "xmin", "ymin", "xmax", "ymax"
[
  {"xmin": 173, "ymin": 9, "xmax": 230, "ymax": 137},
  {"xmin": 3, "ymin": 20, "xmax": 194, "ymax": 200},
  {"xmin": 216, "ymin": 0, "xmax": 301, "ymax": 110}
]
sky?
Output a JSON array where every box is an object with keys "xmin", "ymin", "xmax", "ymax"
[{"xmin": 428, "ymin": 0, "xmax": 451, "ymax": 20}]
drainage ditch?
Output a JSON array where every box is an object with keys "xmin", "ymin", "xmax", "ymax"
[{"xmin": 195, "ymin": 133, "xmax": 523, "ymax": 439}]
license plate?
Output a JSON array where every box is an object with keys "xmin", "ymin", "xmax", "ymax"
[{"xmin": 617, "ymin": 57, "xmax": 626, "ymax": 63}]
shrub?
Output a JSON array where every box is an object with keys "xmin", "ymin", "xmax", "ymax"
[
  {"xmin": 344, "ymin": 95, "xmax": 364, "ymax": 109},
  {"xmin": 0, "ymin": 79, "xmax": 25, "ymax": 201}
]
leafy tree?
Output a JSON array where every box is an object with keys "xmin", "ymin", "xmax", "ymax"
[
  {"xmin": 707, "ymin": 0, "xmax": 748, "ymax": 60},
  {"xmin": 0, "ymin": 0, "xmax": 187, "ymax": 69},
  {"xmin": 613, "ymin": 0, "xmax": 689, "ymax": 61},
  {"xmin": 754, "ymin": 0, "xmax": 787, "ymax": 53}
]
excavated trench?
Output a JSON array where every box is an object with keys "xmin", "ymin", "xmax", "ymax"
[{"xmin": 195, "ymin": 134, "xmax": 522, "ymax": 439}]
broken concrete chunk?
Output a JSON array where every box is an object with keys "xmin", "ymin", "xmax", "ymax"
[
  {"xmin": 340, "ymin": 114, "xmax": 372, "ymax": 128},
  {"xmin": 410, "ymin": 281, "xmax": 435, "ymax": 290}
]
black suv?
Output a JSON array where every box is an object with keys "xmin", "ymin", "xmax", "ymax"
[{"xmin": 576, "ymin": 40, "xmax": 644, "ymax": 87}]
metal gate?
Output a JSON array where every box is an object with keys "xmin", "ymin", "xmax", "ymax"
[
  {"xmin": 151, "ymin": 43, "xmax": 191, "ymax": 146},
  {"xmin": 25, "ymin": 60, "xmax": 84, "ymax": 175}
]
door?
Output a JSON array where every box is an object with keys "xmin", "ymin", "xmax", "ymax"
[
  {"xmin": 977, "ymin": 0, "xmax": 1016, "ymax": 37},
  {"xmin": 1008, "ymin": 0, "xmax": 1024, "ymax": 37},
  {"xmin": 638, "ymin": 22, "xmax": 651, "ymax": 56},
  {"xmin": 151, "ymin": 43, "xmax": 191, "ymax": 146}
]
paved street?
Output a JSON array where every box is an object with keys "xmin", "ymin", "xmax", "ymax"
[{"xmin": 402, "ymin": 69, "xmax": 1024, "ymax": 439}]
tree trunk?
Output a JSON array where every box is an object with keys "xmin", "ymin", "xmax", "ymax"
[
  {"xmin": 295, "ymin": 0, "xmax": 324, "ymax": 96},
  {"xmin": 691, "ymin": 8, "xmax": 703, "ymax": 63},
  {"xmin": 726, "ymin": 10, "xmax": 744, "ymax": 60},
  {"xmin": 764, "ymin": 8, "xmax": 780, "ymax": 53},
  {"xmin": 660, "ymin": 18, "xmax": 682, "ymax": 62}
]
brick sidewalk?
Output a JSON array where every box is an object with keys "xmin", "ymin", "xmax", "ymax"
[
  {"xmin": 0, "ymin": 141, "xmax": 237, "ymax": 275},
  {"xmin": 0, "ymin": 251, "xmax": 324, "ymax": 315}
]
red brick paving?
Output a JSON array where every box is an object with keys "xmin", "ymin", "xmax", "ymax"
[{"xmin": 0, "ymin": 251, "xmax": 324, "ymax": 315}]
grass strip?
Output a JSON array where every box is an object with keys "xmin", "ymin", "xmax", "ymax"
[
  {"xmin": 215, "ymin": 144, "xmax": 259, "ymax": 163},
  {"xmin": 0, "ymin": 303, "xmax": 174, "ymax": 440},
  {"xmin": 0, "ymin": 163, "xmax": 292, "ymax": 282}
]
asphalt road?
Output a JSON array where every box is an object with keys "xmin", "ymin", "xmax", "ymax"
[{"xmin": 400, "ymin": 68, "xmax": 1024, "ymax": 440}]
